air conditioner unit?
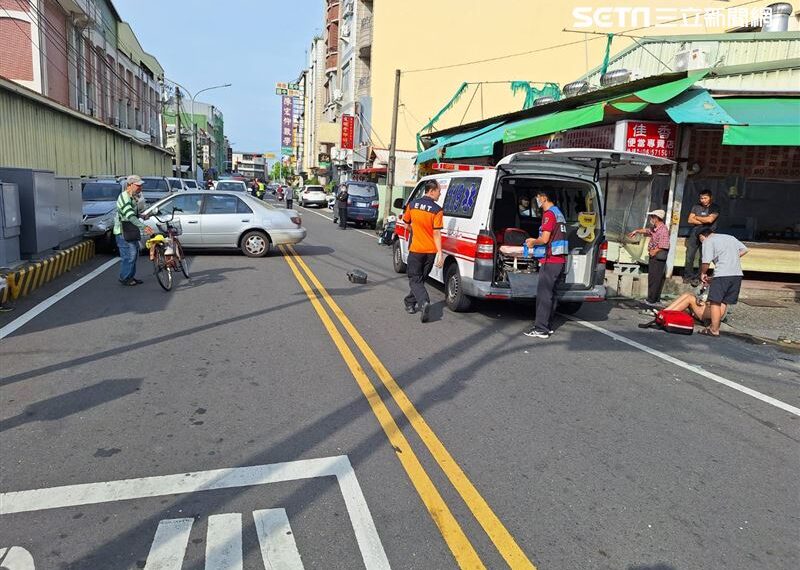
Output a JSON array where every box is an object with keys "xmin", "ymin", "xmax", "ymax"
[
  {"xmin": 333, "ymin": 89, "xmax": 343, "ymax": 101},
  {"xmin": 674, "ymin": 48, "xmax": 708, "ymax": 72}
]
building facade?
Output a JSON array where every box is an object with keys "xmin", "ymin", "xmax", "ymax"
[
  {"xmin": 231, "ymin": 152, "xmax": 268, "ymax": 180},
  {"xmin": 163, "ymin": 100, "xmax": 226, "ymax": 177},
  {"xmin": 0, "ymin": 0, "xmax": 164, "ymax": 146}
]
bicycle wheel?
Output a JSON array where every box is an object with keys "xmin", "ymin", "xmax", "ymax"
[
  {"xmin": 154, "ymin": 247, "xmax": 173, "ymax": 291},
  {"xmin": 175, "ymin": 240, "xmax": 190, "ymax": 279}
]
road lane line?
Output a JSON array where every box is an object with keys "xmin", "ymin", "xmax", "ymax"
[
  {"xmin": 0, "ymin": 258, "xmax": 119, "ymax": 340},
  {"xmin": 565, "ymin": 315, "xmax": 800, "ymax": 417},
  {"xmin": 297, "ymin": 205, "xmax": 377, "ymax": 239},
  {"xmin": 143, "ymin": 518, "xmax": 194, "ymax": 570},
  {"xmin": 280, "ymin": 246, "xmax": 485, "ymax": 569},
  {"xmin": 205, "ymin": 513, "xmax": 243, "ymax": 570},
  {"xmin": 253, "ymin": 509, "xmax": 304, "ymax": 570},
  {"xmin": 1, "ymin": 456, "xmax": 389, "ymax": 569},
  {"xmin": 286, "ymin": 245, "xmax": 536, "ymax": 569}
]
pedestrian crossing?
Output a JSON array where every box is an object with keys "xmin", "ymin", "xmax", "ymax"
[{"xmin": 143, "ymin": 509, "xmax": 304, "ymax": 570}]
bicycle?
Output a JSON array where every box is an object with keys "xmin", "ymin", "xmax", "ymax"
[{"xmin": 145, "ymin": 208, "xmax": 190, "ymax": 291}]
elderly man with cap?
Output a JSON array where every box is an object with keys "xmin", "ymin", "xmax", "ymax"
[
  {"xmin": 628, "ymin": 208, "xmax": 670, "ymax": 308},
  {"xmin": 114, "ymin": 175, "xmax": 154, "ymax": 286}
]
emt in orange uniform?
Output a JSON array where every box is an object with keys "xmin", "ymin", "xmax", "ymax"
[{"xmin": 402, "ymin": 180, "xmax": 444, "ymax": 323}]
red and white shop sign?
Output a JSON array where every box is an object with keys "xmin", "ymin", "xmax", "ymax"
[
  {"xmin": 616, "ymin": 120, "xmax": 678, "ymax": 159},
  {"xmin": 340, "ymin": 114, "xmax": 355, "ymax": 150}
]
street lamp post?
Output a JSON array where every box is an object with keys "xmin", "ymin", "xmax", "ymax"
[
  {"xmin": 190, "ymin": 84, "xmax": 231, "ymax": 181},
  {"xmin": 164, "ymin": 79, "xmax": 231, "ymax": 181}
]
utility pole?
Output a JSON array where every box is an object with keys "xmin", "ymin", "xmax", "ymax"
[
  {"xmin": 383, "ymin": 68, "xmax": 401, "ymax": 225},
  {"xmin": 175, "ymin": 87, "xmax": 182, "ymax": 178}
]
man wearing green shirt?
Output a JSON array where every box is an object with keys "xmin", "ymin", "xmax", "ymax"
[{"xmin": 114, "ymin": 175, "xmax": 154, "ymax": 286}]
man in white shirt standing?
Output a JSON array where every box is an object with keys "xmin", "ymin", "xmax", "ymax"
[{"xmin": 698, "ymin": 229, "xmax": 748, "ymax": 337}]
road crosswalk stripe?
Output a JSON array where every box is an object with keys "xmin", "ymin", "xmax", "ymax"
[
  {"xmin": 143, "ymin": 518, "xmax": 194, "ymax": 570},
  {"xmin": 254, "ymin": 509, "xmax": 305, "ymax": 570},
  {"xmin": 205, "ymin": 513, "xmax": 243, "ymax": 570}
]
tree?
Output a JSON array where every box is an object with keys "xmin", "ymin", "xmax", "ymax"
[{"xmin": 270, "ymin": 162, "xmax": 291, "ymax": 181}]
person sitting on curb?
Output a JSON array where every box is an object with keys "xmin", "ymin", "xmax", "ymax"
[{"xmin": 662, "ymin": 290, "xmax": 722, "ymax": 326}]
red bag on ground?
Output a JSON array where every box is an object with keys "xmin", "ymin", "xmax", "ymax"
[{"xmin": 654, "ymin": 310, "xmax": 695, "ymax": 334}]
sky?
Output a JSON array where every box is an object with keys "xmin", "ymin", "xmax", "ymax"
[{"xmin": 114, "ymin": 0, "xmax": 321, "ymax": 152}]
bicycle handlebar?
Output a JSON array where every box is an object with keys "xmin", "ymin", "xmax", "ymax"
[{"xmin": 148, "ymin": 207, "xmax": 183, "ymax": 224}]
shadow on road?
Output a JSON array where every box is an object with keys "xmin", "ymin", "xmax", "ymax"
[{"xmin": 0, "ymin": 377, "xmax": 142, "ymax": 431}]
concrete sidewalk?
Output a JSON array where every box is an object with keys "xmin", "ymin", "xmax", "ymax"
[{"xmin": 607, "ymin": 269, "xmax": 800, "ymax": 346}]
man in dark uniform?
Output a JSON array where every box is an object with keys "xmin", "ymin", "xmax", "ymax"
[
  {"xmin": 402, "ymin": 180, "xmax": 444, "ymax": 323},
  {"xmin": 684, "ymin": 190, "xmax": 720, "ymax": 286},
  {"xmin": 335, "ymin": 184, "xmax": 349, "ymax": 229}
]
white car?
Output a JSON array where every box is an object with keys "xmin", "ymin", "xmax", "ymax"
[
  {"xmin": 183, "ymin": 179, "xmax": 200, "ymax": 190},
  {"xmin": 299, "ymin": 185, "xmax": 328, "ymax": 207},
  {"xmin": 213, "ymin": 180, "xmax": 249, "ymax": 193},
  {"xmin": 167, "ymin": 177, "xmax": 186, "ymax": 192},
  {"xmin": 141, "ymin": 191, "xmax": 306, "ymax": 257}
]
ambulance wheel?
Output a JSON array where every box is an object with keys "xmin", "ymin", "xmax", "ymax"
[
  {"xmin": 445, "ymin": 262, "xmax": 472, "ymax": 312},
  {"xmin": 392, "ymin": 241, "xmax": 406, "ymax": 274},
  {"xmin": 558, "ymin": 302, "xmax": 583, "ymax": 315}
]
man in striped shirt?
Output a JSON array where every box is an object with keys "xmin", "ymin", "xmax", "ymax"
[
  {"xmin": 114, "ymin": 175, "xmax": 154, "ymax": 286},
  {"xmin": 628, "ymin": 208, "xmax": 670, "ymax": 307}
]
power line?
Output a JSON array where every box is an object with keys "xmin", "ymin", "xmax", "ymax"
[
  {"xmin": 12, "ymin": 0, "xmax": 163, "ymax": 116},
  {"xmin": 1, "ymin": 6, "xmax": 99, "ymax": 111},
  {"xmin": 401, "ymin": 0, "xmax": 765, "ymax": 75}
]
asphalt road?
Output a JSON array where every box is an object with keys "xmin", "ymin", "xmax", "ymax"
[{"xmin": 1, "ymin": 196, "xmax": 798, "ymax": 570}]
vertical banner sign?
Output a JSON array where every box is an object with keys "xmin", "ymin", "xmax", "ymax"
[
  {"xmin": 281, "ymin": 96, "xmax": 294, "ymax": 154},
  {"xmin": 617, "ymin": 120, "xmax": 678, "ymax": 159},
  {"xmin": 340, "ymin": 114, "xmax": 355, "ymax": 150}
]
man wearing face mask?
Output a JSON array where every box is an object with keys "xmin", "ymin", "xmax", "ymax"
[
  {"xmin": 113, "ymin": 175, "xmax": 154, "ymax": 286},
  {"xmin": 523, "ymin": 189, "xmax": 568, "ymax": 338}
]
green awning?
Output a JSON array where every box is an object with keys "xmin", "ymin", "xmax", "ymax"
[
  {"xmin": 444, "ymin": 123, "xmax": 507, "ymax": 159},
  {"xmin": 416, "ymin": 122, "xmax": 502, "ymax": 163},
  {"xmin": 717, "ymin": 98, "xmax": 800, "ymax": 146},
  {"xmin": 664, "ymin": 89, "xmax": 739, "ymax": 124},
  {"xmin": 629, "ymin": 71, "xmax": 708, "ymax": 104},
  {"xmin": 502, "ymin": 103, "xmax": 606, "ymax": 144}
]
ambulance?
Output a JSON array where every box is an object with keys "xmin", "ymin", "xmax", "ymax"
[{"xmin": 393, "ymin": 149, "xmax": 673, "ymax": 312}]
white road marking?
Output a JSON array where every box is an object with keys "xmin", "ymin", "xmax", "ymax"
[
  {"xmin": 298, "ymin": 206, "xmax": 377, "ymax": 239},
  {"xmin": 205, "ymin": 513, "xmax": 243, "ymax": 570},
  {"xmin": 0, "ymin": 455, "xmax": 390, "ymax": 570},
  {"xmin": 143, "ymin": 518, "xmax": 194, "ymax": 570},
  {"xmin": 0, "ymin": 258, "xmax": 119, "ymax": 340},
  {"xmin": 0, "ymin": 546, "xmax": 35, "ymax": 570},
  {"xmin": 254, "ymin": 509, "xmax": 305, "ymax": 570},
  {"xmin": 565, "ymin": 315, "xmax": 800, "ymax": 417}
]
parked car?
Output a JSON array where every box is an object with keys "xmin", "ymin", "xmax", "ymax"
[
  {"xmin": 393, "ymin": 149, "xmax": 673, "ymax": 313},
  {"xmin": 141, "ymin": 191, "xmax": 306, "ymax": 257},
  {"xmin": 299, "ymin": 185, "xmax": 328, "ymax": 207},
  {"xmin": 342, "ymin": 181, "xmax": 379, "ymax": 229},
  {"xmin": 166, "ymin": 177, "xmax": 186, "ymax": 192},
  {"xmin": 140, "ymin": 176, "xmax": 172, "ymax": 204},
  {"xmin": 183, "ymin": 179, "xmax": 200, "ymax": 190},
  {"xmin": 81, "ymin": 179, "xmax": 122, "ymax": 247},
  {"xmin": 213, "ymin": 180, "xmax": 248, "ymax": 192}
]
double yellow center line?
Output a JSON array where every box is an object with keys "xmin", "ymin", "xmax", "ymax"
[{"xmin": 280, "ymin": 245, "xmax": 535, "ymax": 569}]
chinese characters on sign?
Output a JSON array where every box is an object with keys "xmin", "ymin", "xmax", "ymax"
[
  {"xmin": 340, "ymin": 114, "xmax": 355, "ymax": 150},
  {"xmin": 275, "ymin": 82, "xmax": 302, "ymax": 96},
  {"xmin": 619, "ymin": 121, "xmax": 678, "ymax": 159},
  {"xmin": 573, "ymin": 6, "xmax": 775, "ymax": 29},
  {"xmin": 280, "ymin": 96, "xmax": 294, "ymax": 154}
]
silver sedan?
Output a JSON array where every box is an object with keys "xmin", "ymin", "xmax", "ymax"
[{"xmin": 141, "ymin": 191, "xmax": 306, "ymax": 257}]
